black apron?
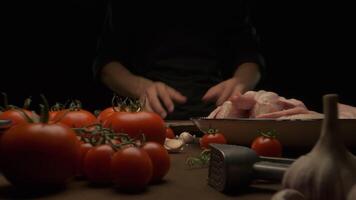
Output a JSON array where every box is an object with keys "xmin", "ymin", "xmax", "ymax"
[
  {"xmin": 145, "ymin": 57, "xmax": 223, "ymax": 120},
  {"xmin": 128, "ymin": 17, "xmax": 227, "ymax": 120}
]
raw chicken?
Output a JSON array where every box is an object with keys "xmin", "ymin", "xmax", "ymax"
[{"xmin": 207, "ymin": 90, "xmax": 356, "ymax": 119}]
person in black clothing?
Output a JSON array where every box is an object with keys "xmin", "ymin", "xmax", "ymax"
[{"xmin": 93, "ymin": 1, "xmax": 264, "ymax": 120}]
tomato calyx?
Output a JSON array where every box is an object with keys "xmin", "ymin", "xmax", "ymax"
[
  {"xmin": 1, "ymin": 92, "xmax": 32, "ymax": 112},
  {"xmin": 206, "ymin": 128, "xmax": 219, "ymax": 135},
  {"xmin": 111, "ymin": 94, "xmax": 124, "ymax": 112},
  {"xmin": 111, "ymin": 139, "xmax": 136, "ymax": 150},
  {"xmin": 109, "ymin": 95, "xmax": 142, "ymax": 113},
  {"xmin": 16, "ymin": 94, "xmax": 58, "ymax": 124},
  {"xmin": 37, "ymin": 94, "xmax": 51, "ymax": 124},
  {"xmin": 74, "ymin": 123, "xmax": 125, "ymax": 146},
  {"xmin": 22, "ymin": 97, "xmax": 32, "ymax": 110},
  {"xmin": 0, "ymin": 93, "xmax": 41, "ymax": 126},
  {"xmin": 112, "ymin": 133, "xmax": 147, "ymax": 150},
  {"xmin": 185, "ymin": 149, "xmax": 211, "ymax": 169},
  {"xmin": 127, "ymin": 98, "xmax": 142, "ymax": 112},
  {"xmin": 97, "ymin": 95, "xmax": 143, "ymax": 115},
  {"xmin": 73, "ymin": 123, "xmax": 146, "ymax": 149},
  {"xmin": 1, "ymin": 94, "xmax": 52, "ymax": 124},
  {"xmin": 117, "ymin": 96, "xmax": 142, "ymax": 112},
  {"xmin": 50, "ymin": 102, "xmax": 65, "ymax": 112},
  {"xmin": 1, "ymin": 92, "xmax": 13, "ymax": 111},
  {"xmin": 68, "ymin": 99, "xmax": 82, "ymax": 112},
  {"xmin": 258, "ymin": 129, "xmax": 278, "ymax": 139}
]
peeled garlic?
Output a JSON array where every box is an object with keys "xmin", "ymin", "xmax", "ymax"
[
  {"xmin": 282, "ymin": 94, "xmax": 356, "ymax": 200},
  {"xmin": 179, "ymin": 131, "xmax": 195, "ymax": 144},
  {"xmin": 271, "ymin": 189, "xmax": 305, "ymax": 200},
  {"xmin": 164, "ymin": 138, "xmax": 185, "ymax": 153}
]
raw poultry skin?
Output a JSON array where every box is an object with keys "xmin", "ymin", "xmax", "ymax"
[{"xmin": 207, "ymin": 90, "xmax": 356, "ymax": 119}]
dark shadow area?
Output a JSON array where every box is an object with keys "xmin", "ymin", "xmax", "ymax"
[
  {"xmin": 148, "ymin": 179, "xmax": 168, "ymax": 186},
  {"xmin": 253, "ymin": 2, "xmax": 356, "ymax": 112},
  {"xmin": 222, "ymin": 184, "xmax": 277, "ymax": 196},
  {"xmin": 0, "ymin": 183, "xmax": 66, "ymax": 199},
  {"xmin": 1, "ymin": 1, "xmax": 355, "ymax": 113},
  {"xmin": 113, "ymin": 186, "xmax": 149, "ymax": 195},
  {"xmin": 87, "ymin": 181, "xmax": 112, "ymax": 188}
]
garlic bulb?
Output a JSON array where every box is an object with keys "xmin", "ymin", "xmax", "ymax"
[
  {"xmin": 348, "ymin": 185, "xmax": 356, "ymax": 200},
  {"xmin": 179, "ymin": 131, "xmax": 195, "ymax": 144},
  {"xmin": 282, "ymin": 94, "xmax": 356, "ymax": 200},
  {"xmin": 271, "ymin": 189, "xmax": 305, "ymax": 200}
]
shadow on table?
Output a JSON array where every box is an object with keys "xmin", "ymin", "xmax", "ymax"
[
  {"xmin": 86, "ymin": 182, "xmax": 112, "ymax": 188},
  {"xmin": 0, "ymin": 184, "xmax": 66, "ymax": 199},
  {"xmin": 223, "ymin": 185, "xmax": 278, "ymax": 197},
  {"xmin": 113, "ymin": 180, "xmax": 169, "ymax": 196},
  {"xmin": 113, "ymin": 187, "xmax": 149, "ymax": 195}
]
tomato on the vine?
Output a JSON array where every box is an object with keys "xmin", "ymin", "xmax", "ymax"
[
  {"xmin": 76, "ymin": 142, "xmax": 93, "ymax": 177},
  {"xmin": 0, "ymin": 94, "xmax": 39, "ymax": 128},
  {"xmin": 142, "ymin": 142, "xmax": 170, "ymax": 183},
  {"xmin": 0, "ymin": 123, "xmax": 81, "ymax": 187},
  {"xmin": 0, "ymin": 109, "xmax": 38, "ymax": 128},
  {"xmin": 97, "ymin": 95, "xmax": 126, "ymax": 123},
  {"xmin": 110, "ymin": 146, "xmax": 153, "ymax": 191},
  {"xmin": 83, "ymin": 144, "xmax": 115, "ymax": 184},
  {"xmin": 96, "ymin": 107, "xmax": 117, "ymax": 123},
  {"xmin": 199, "ymin": 129, "xmax": 227, "ymax": 149},
  {"xmin": 49, "ymin": 111, "xmax": 60, "ymax": 121},
  {"xmin": 53, "ymin": 109, "xmax": 97, "ymax": 128},
  {"xmin": 49, "ymin": 102, "xmax": 65, "ymax": 121},
  {"xmin": 103, "ymin": 111, "xmax": 166, "ymax": 145},
  {"xmin": 251, "ymin": 131, "xmax": 282, "ymax": 157}
]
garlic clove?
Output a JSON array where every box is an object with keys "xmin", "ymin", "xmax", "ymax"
[
  {"xmin": 348, "ymin": 185, "xmax": 356, "ymax": 200},
  {"xmin": 164, "ymin": 138, "xmax": 185, "ymax": 153},
  {"xmin": 282, "ymin": 94, "xmax": 356, "ymax": 200},
  {"xmin": 178, "ymin": 131, "xmax": 195, "ymax": 144},
  {"xmin": 271, "ymin": 189, "xmax": 305, "ymax": 200}
]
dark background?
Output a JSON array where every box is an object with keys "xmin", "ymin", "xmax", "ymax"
[{"xmin": 1, "ymin": 1, "xmax": 355, "ymax": 113}]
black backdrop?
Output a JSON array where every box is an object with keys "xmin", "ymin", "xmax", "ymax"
[{"xmin": 1, "ymin": 1, "xmax": 355, "ymax": 113}]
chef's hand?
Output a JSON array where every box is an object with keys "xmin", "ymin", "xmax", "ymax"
[
  {"xmin": 202, "ymin": 62, "xmax": 261, "ymax": 106},
  {"xmin": 202, "ymin": 78, "xmax": 249, "ymax": 106},
  {"xmin": 101, "ymin": 62, "xmax": 187, "ymax": 118},
  {"xmin": 140, "ymin": 82, "xmax": 187, "ymax": 118}
]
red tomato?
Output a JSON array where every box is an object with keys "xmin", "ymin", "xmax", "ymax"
[
  {"xmin": 0, "ymin": 109, "xmax": 38, "ymax": 128},
  {"xmin": 76, "ymin": 142, "xmax": 93, "ymax": 177},
  {"xmin": 200, "ymin": 133, "xmax": 227, "ymax": 149},
  {"xmin": 83, "ymin": 144, "xmax": 115, "ymax": 184},
  {"xmin": 251, "ymin": 136, "xmax": 282, "ymax": 157},
  {"xmin": 49, "ymin": 103, "xmax": 65, "ymax": 121},
  {"xmin": 0, "ymin": 123, "xmax": 81, "ymax": 187},
  {"xmin": 96, "ymin": 107, "xmax": 117, "ymax": 123},
  {"xmin": 103, "ymin": 111, "xmax": 166, "ymax": 145},
  {"xmin": 110, "ymin": 146, "xmax": 153, "ymax": 191},
  {"xmin": 49, "ymin": 111, "xmax": 61, "ymax": 121},
  {"xmin": 53, "ymin": 109, "xmax": 97, "ymax": 128},
  {"xmin": 165, "ymin": 127, "xmax": 175, "ymax": 139},
  {"xmin": 142, "ymin": 142, "xmax": 170, "ymax": 183}
]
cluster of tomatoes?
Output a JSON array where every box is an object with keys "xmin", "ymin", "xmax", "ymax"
[{"xmin": 0, "ymin": 95, "xmax": 170, "ymax": 192}]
